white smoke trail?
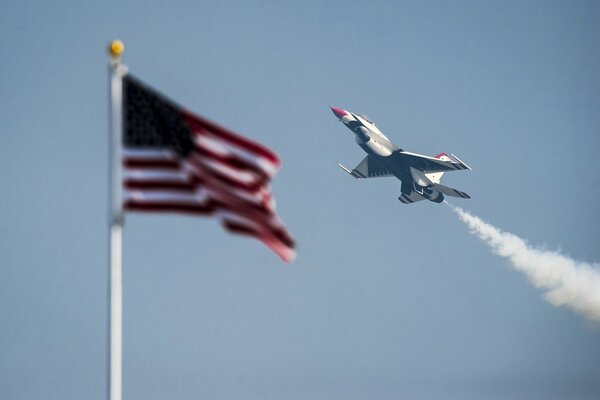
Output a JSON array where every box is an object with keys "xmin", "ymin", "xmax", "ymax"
[{"xmin": 447, "ymin": 203, "xmax": 600, "ymax": 321}]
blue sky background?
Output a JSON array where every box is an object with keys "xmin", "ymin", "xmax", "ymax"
[{"xmin": 1, "ymin": 1, "xmax": 599, "ymax": 399}]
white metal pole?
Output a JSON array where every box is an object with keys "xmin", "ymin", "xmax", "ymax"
[
  {"xmin": 108, "ymin": 40, "xmax": 126, "ymax": 400},
  {"xmin": 109, "ymin": 223, "xmax": 122, "ymax": 400}
]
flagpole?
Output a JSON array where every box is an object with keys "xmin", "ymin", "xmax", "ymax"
[{"xmin": 108, "ymin": 40, "xmax": 126, "ymax": 400}]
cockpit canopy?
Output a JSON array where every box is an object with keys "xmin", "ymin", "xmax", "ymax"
[{"xmin": 359, "ymin": 114, "xmax": 375, "ymax": 125}]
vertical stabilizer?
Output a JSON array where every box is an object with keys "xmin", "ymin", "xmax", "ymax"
[{"xmin": 424, "ymin": 153, "xmax": 452, "ymax": 183}]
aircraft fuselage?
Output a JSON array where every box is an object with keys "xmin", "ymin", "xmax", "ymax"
[
  {"xmin": 332, "ymin": 108, "xmax": 411, "ymax": 182},
  {"xmin": 331, "ymin": 106, "xmax": 472, "ymax": 204}
]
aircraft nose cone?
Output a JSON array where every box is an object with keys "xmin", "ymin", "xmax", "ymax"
[{"xmin": 330, "ymin": 106, "xmax": 348, "ymax": 119}]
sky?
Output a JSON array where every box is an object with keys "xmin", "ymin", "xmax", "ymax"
[{"xmin": 1, "ymin": 0, "xmax": 599, "ymax": 399}]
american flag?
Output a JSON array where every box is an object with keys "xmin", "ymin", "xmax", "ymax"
[{"xmin": 121, "ymin": 75, "xmax": 295, "ymax": 262}]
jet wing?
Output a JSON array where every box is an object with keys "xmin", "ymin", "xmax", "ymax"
[
  {"xmin": 338, "ymin": 156, "xmax": 393, "ymax": 179},
  {"xmin": 397, "ymin": 151, "xmax": 471, "ymax": 173}
]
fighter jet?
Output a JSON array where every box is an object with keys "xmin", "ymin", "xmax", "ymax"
[{"xmin": 331, "ymin": 106, "xmax": 471, "ymax": 204}]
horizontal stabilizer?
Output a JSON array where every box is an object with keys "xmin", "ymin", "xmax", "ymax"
[
  {"xmin": 398, "ymin": 191, "xmax": 428, "ymax": 204},
  {"xmin": 433, "ymin": 183, "xmax": 471, "ymax": 199}
]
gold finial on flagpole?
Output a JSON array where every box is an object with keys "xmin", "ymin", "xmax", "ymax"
[{"xmin": 108, "ymin": 40, "xmax": 124, "ymax": 63}]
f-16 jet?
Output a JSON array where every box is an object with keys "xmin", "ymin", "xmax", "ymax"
[{"xmin": 331, "ymin": 106, "xmax": 471, "ymax": 204}]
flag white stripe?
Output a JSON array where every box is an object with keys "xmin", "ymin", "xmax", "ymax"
[
  {"xmin": 124, "ymin": 158, "xmax": 275, "ymax": 216},
  {"xmin": 192, "ymin": 157, "xmax": 258, "ymax": 184},
  {"xmin": 124, "ymin": 177, "xmax": 272, "ymax": 214},
  {"xmin": 211, "ymin": 185, "xmax": 271, "ymax": 207},
  {"xmin": 124, "ymin": 189, "xmax": 209, "ymax": 203},
  {"xmin": 186, "ymin": 159, "xmax": 265, "ymax": 195},
  {"xmin": 195, "ymin": 135, "xmax": 278, "ymax": 176},
  {"xmin": 123, "ymin": 169, "xmax": 191, "ymax": 182},
  {"xmin": 123, "ymin": 148, "xmax": 178, "ymax": 160}
]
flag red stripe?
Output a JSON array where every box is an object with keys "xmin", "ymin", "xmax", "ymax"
[
  {"xmin": 197, "ymin": 170, "xmax": 274, "ymax": 215},
  {"xmin": 123, "ymin": 159, "xmax": 181, "ymax": 169},
  {"xmin": 193, "ymin": 144, "xmax": 269, "ymax": 179},
  {"xmin": 222, "ymin": 219, "xmax": 294, "ymax": 249},
  {"xmin": 125, "ymin": 159, "xmax": 283, "ymax": 231},
  {"xmin": 182, "ymin": 111, "xmax": 280, "ymax": 165},
  {"xmin": 125, "ymin": 200, "xmax": 289, "ymax": 248},
  {"xmin": 124, "ymin": 180, "xmax": 197, "ymax": 191},
  {"xmin": 125, "ymin": 186, "xmax": 276, "ymax": 223},
  {"xmin": 222, "ymin": 220, "xmax": 295, "ymax": 258},
  {"xmin": 211, "ymin": 195, "xmax": 273, "ymax": 223},
  {"xmin": 124, "ymin": 201, "xmax": 215, "ymax": 215},
  {"xmin": 216, "ymin": 202, "xmax": 294, "ymax": 249},
  {"xmin": 222, "ymin": 220, "xmax": 256, "ymax": 236},
  {"xmin": 187, "ymin": 157, "xmax": 266, "ymax": 193}
]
